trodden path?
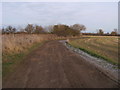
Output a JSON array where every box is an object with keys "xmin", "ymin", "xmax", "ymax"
[{"xmin": 3, "ymin": 41, "xmax": 119, "ymax": 88}]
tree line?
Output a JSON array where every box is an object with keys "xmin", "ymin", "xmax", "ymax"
[
  {"xmin": 83, "ymin": 29, "xmax": 118, "ymax": 36},
  {"xmin": 1, "ymin": 24, "xmax": 118, "ymax": 36},
  {"xmin": 1, "ymin": 24, "xmax": 86, "ymax": 36},
  {"xmin": 97, "ymin": 29, "xmax": 118, "ymax": 36},
  {"xmin": 2, "ymin": 24, "xmax": 46, "ymax": 34}
]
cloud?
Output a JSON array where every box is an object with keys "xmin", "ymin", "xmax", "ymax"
[{"xmin": 2, "ymin": 2, "xmax": 118, "ymax": 32}]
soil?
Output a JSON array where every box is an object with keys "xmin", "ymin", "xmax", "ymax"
[{"xmin": 3, "ymin": 41, "xmax": 119, "ymax": 88}]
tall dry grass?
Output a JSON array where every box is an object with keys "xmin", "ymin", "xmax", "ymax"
[
  {"xmin": 2, "ymin": 34, "xmax": 66, "ymax": 76},
  {"xmin": 2, "ymin": 34, "xmax": 65, "ymax": 55}
]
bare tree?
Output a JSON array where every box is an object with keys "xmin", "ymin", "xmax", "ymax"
[
  {"xmin": 98, "ymin": 29, "xmax": 104, "ymax": 35},
  {"xmin": 111, "ymin": 29, "xmax": 118, "ymax": 35},
  {"xmin": 70, "ymin": 24, "xmax": 86, "ymax": 33},
  {"xmin": 25, "ymin": 24, "xmax": 34, "ymax": 34},
  {"xmin": 34, "ymin": 25, "xmax": 45, "ymax": 34},
  {"xmin": 5, "ymin": 26, "xmax": 16, "ymax": 34}
]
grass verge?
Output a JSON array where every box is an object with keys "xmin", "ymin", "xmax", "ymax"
[
  {"xmin": 2, "ymin": 40, "xmax": 47, "ymax": 78},
  {"xmin": 67, "ymin": 42, "xmax": 119, "ymax": 66}
]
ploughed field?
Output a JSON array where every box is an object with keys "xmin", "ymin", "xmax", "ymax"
[{"xmin": 68, "ymin": 36, "xmax": 119, "ymax": 65}]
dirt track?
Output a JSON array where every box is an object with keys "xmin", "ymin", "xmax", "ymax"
[{"xmin": 3, "ymin": 41, "xmax": 119, "ymax": 88}]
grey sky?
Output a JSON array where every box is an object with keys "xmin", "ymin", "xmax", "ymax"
[{"xmin": 2, "ymin": 2, "xmax": 118, "ymax": 33}]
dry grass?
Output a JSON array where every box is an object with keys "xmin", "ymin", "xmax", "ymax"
[
  {"xmin": 2, "ymin": 34, "xmax": 67, "ymax": 76},
  {"xmin": 2, "ymin": 34, "xmax": 64, "ymax": 55},
  {"xmin": 2, "ymin": 34, "xmax": 81, "ymax": 55},
  {"xmin": 69, "ymin": 36, "xmax": 119, "ymax": 65}
]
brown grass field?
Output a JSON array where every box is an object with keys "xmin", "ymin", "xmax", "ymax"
[
  {"xmin": 2, "ymin": 34, "xmax": 58, "ymax": 54},
  {"xmin": 68, "ymin": 36, "xmax": 119, "ymax": 65}
]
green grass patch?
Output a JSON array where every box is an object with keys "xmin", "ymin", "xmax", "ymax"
[
  {"xmin": 2, "ymin": 41, "xmax": 47, "ymax": 78},
  {"xmin": 2, "ymin": 53, "xmax": 25, "ymax": 76}
]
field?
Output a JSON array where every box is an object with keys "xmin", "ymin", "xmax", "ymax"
[
  {"xmin": 68, "ymin": 36, "xmax": 119, "ymax": 65},
  {"xmin": 2, "ymin": 34, "xmax": 58, "ymax": 54}
]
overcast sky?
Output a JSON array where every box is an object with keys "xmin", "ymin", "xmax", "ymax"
[{"xmin": 2, "ymin": 2, "xmax": 118, "ymax": 33}]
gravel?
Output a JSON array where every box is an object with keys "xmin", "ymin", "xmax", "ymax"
[{"xmin": 60, "ymin": 40, "xmax": 120, "ymax": 83}]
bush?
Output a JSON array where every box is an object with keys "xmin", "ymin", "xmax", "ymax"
[{"xmin": 51, "ymin": 24, "xmax": 80, "ymax": 36}]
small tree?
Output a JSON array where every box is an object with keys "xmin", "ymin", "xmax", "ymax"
[
  {"xmin": 52, "ymin": 24, "xmax": 70, "ymax": 36},
  {"xmin": 5, "ymin": 26, "xmax": 16, "ymax": 34},
  {"xmin": 111, "ymin": 29, "xmax": 117, "ymax": 35},
  {"xmin": 52, "ymin": 24, "xmax": 80, "ymax": 36},
  {"xmin": 70, "ymin": 24, "xmax": 86, "ymax": 33},
  {"xmin": 34, "ymin": 25, "xmax": 45, "ymax": 34},
  {"xmin": 25, "ymin": 24, "xmax": 34, "ymax": 34},
  {"xmin": 98, "ymin": 29, "xmax": 104, "ymax": 35}
]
